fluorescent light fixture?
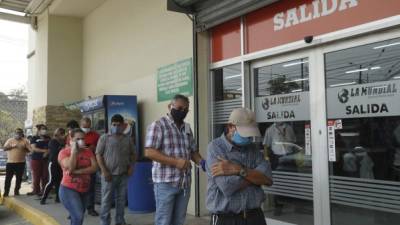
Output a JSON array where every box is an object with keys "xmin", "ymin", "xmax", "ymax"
[
  {"xmin": 345, "ymin": 68, "xmax": 368, "ymax": 74},
  {"xmin": 224, "ymin": 74, "xmax": 241, "ymax": 80},
  {"xmin": 393, "ymin": 76, "xmax": 400, "ymax": 80},
  {"xmin": 237, "ymin": 88, "xmax": 242, "ymax": 91},
  {"xmin": 0, "ymin": 8, "xmax": 26, "ymax": 16},
  {"xmin": 284, "ymin": 78, "xmax": 309, "ymax": 83},
  {"xmin": 291, "ymin": 89, "xmax": 303, "ymax": 93},
  {"xmin": 330, "ymin": 82, "xmax": 356, "ymax": 87},
  {"xmin": 373, "ymin": 42, "xmax": 400, "ymax": 49},
  {"xmin": 370, "ymin": 66, "xmax": 381, "ymax": 70},
  {"xmin": 283, "ymin": 60, "xmax": 308, "ymax": 67}
]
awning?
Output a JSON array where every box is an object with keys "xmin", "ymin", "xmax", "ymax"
[
  {"xmin": 0, "ymin": 0, "xmax": 53, "ymax": 24},
  {"xmin": 168, "ymin": 0, "xmax": 279, "ymax": 31}
]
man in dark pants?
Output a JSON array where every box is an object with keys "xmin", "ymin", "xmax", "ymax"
[
  {"xmin": 206, "ymin": 108, "xmax": 273, "ymax": 225},
  {"xmin": 81, "ymin": 117, "xmax": 100, "ymax": 216},
  {"xmin": 3, "ymin": 128, "xmax": 31, "ymax": 197}
]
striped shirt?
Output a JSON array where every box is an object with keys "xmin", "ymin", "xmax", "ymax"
[
  {"xmin": 145, "ymin": 115, "xmax": 196, "ymax": 188},
  {"xmin": 206, "ymin": 134, "xmax": 272, "ymax": 214}
]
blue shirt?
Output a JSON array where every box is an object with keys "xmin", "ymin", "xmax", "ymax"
[
  {"xmin": 31, "ymin": 135, "xmax": 50, "ymax": 160},
  {"xmin": 206, "ymin": 134, "xmax": 272, "ymax": 214}
]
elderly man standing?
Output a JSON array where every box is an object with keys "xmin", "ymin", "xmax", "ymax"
[
  {"xmin": 145, "ymin": 94, "xmax": 206, "ymax": 225},
  {"xmin": 96, "ymin": 114, "xmax": 136, "ymax": 225},
  {"xmin": 206, "ymin": 108, "xmax": 273, "ymax": 225}
]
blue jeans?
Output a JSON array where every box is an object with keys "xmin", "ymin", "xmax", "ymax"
[
  {"xmin": 100, "ymin": 175, "xmax": 128, "ymax": 225},
  {"xmin": 154, "ymin": 183, "xmax": 191, "ymax": 225},
  {"xmin": 59, "ymin": 185, "xmax": 89, "ymax": 225}
]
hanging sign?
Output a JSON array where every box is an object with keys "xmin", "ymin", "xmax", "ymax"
[
  {"xmin": 305, "ymin": 124, "xmax": 311, "ymax": 156},
  {"xmin": 327, "ymin": 120, "xmax": 336, "ymax": 162},
  {"xmin": 255, "ymin": 92, "xmax": 310, "ymax": 122},
  {"xmin": 327, "ymin": 80, "xmax": 400, "ymax": 119}
]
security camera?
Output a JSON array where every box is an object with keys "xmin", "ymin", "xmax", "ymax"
[{"xmin": 304, "ymin": 36, "xmax": 313, "ymax": 44}]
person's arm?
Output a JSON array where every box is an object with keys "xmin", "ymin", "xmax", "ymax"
[
  {"xmin": 60, "ymin": 142, "xmax": 79, "ymax": 172},
  {"xmin": 31, "ymin": 143, "xmax": 48, "ymax": 153},
  {"xmin": 73, "ymin": 156, "xmax": 98, "ymax": 175},
  {"xmin": 145, "ymin": 148, "xmax": 190, "ymax": 170},
  {"xmin": 3, "ymin": 139, "xmax": 14, "ymax": 151},
  {"xmin": 95, "ymin": 135, "xmax": 111, "ymax": 181},
  {"xmin": 191, "ymin": 151, "xmax": 203, "ymax": 165}
]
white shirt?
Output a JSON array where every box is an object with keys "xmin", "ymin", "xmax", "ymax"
[{"xmin": 263, "ymin": 123, "xmax": 296, "ymax": 155}]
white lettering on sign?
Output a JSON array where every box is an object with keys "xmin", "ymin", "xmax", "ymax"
[{"xmin": 273, "ymin": 0, "xmax": 359, "ymax": 31}]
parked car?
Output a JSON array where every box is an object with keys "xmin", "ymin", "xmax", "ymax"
[{"xmin": 0, "ymin": 149, "xmax": 7, "ymax": 172}]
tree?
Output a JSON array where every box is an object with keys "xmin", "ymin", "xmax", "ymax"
[
  {"xmin": 0, "ymin": 110, "xmax": 23, "ymax": 147},
  {"xmin": 8, "ymin": 86, "xmax": 27, "ymax": 100}
]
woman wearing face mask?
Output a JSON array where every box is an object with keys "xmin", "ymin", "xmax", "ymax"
[
  {"xmin": 28, "ymin": 124, "xmax": 50, "ymax": 196},
  {"xmin": 40, "ymin": 128, "xmax": 66, "ymax": 204},
  {"xmin": 3, "ymin": 128, "xmax": 31, "ymax": 197},
  {"xmin": 58, "ymin": 128, "xmax": 98, "ymax": 225}
]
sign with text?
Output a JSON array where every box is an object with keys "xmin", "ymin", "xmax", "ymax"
[
  {"xmin": 327, "ymin": 80, "xmax": 400, "ymax": 119},
  {"xmin": 157, "ymin": 58, "xmax": 193, "ymax": 102},
  {"xmin": 255, "ymin": 92, "xmax": 310, "ymax": 122}
]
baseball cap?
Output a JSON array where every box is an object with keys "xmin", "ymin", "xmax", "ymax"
[{"xmin": 228, "ymin": 108, "xmax": 261, "ymax": 137}]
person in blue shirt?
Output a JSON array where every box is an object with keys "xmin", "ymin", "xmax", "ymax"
[{"xmin": 206, "ymin": 108, "xmax": 273, "ymax": 225}]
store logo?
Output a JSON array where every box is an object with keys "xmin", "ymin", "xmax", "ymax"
[
  {"xmin": 110, "ymin": 101, "xmax": 124, "ymax": 106},
  {"xmin": 262, "ymin": 98, "xmax": 270, "ymax": 110},
  {"xmin": 273, "ymin": 0, "xmax": 359, "ymax": 31},
  {"xmin": 338, "ymin": 89, "xmax": 349, "ymax": 104}
]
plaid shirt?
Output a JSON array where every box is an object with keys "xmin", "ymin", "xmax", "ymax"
[{"xmin": 145, "ymin": 115, "xmax": 196, "ymax": 188}]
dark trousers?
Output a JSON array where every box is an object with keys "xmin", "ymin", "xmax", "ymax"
[
  {"xmin": 31, "ymin": 159, "xmax": 49, "ymax": 194},
  {"xmin": 42, "ymin": 162, "xmax": 62, "ymax": 201},
  {"xmin": 86, "ymin": 172, "xmax": 97, "ymax": 210},
  {"xmin": 211, "ymin": 209, "xmax": 267, "ymax": 225},
  {"xmin": 4, "ymin": 162, "xmax": 25, "ymax": 196}
]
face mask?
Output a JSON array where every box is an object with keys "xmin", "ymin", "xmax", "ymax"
[
  {"xmin": 232, "ymin": 131, "xmax": 252, "ymax": 146},
  {"xmin": 77, "ymin": 139, "xmax": 86, "ymax": 148},
  {"xmin": 111, "ymin": 126, "xmax": 123, "ymax": 134},
  {"xmin": 81, "ymin": 127, "xmax": 90, "ymax": 133},
  {"xmin": 14, "ymin": 134, "xmax": 22, "ymax": 139},
  {"xmin": 171, "ymin": 108, "xmax": 188, "ymax": 123},
  {"xmin": 40, "ymin": 130, "xmax": 47, "ymax": 135}
]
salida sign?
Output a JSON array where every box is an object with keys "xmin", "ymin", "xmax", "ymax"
[
  {"xmin": 328, "ymin": 81, "xmax": 400, "ymax": 119},
  {"xmin": 256, "ymin": 92, "xmax": 310, "ymax": 122}
]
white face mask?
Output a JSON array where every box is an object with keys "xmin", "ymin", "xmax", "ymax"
[
  {"xmin": 40, "ymin": 130, "xmax": 47, "ymax": 135},
  {"xmin": 77, "ymin": 139, "xmax": 86, "ymax": 148},
  {"xmin": 81, "ymin": 127, "xmax": 90, "ymax": 133}
]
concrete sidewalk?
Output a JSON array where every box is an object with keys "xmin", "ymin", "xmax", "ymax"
[
  {"xmin": 0, "ymin": 204, "xmax": 33, "ymax": 225},
  {"xmin": 1, "ymin": 175, "xmax": 210, "ymax": 225}
]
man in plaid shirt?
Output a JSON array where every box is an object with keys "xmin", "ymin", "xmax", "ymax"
[{"xmin": 145, "ymin": 94, "xmax": 206, "ymax": 225}]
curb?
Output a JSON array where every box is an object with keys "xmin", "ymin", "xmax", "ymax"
[{"xmin": 1, "ymin": 196, "xmax": 61, "ymax": 225}]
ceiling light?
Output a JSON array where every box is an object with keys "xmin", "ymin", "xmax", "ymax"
[
  {"xmin": 373, "ymin": 42, "xmax": 400, "ymax": 49},
  {"xmin": 283, "ymin": 60, "xmax": 308, "ymax": 67},
  {"xmin": 330, "ymin": 82, "xmax": 356, "ymax": 87},
  {"xmin": 393, "ymin": 76, "xmax": 400, "ymax": 80},
  {"xmin": 291, "ymin": 89, "xmax": 303, "ymax": 93},
  {"xmin": 345, "ymin": 68, "xmax": 368, "ymax": 74},
  {"xmin": 284, "ymin": 78, "xmax": 309, "ymax": 83},
  {"xmin": 224, "ymin": 74, "xmax": 241, "ymax": 80},
  {"xmin": 370, "ymin": 66, "xmax": 381, "ymax": 70}
]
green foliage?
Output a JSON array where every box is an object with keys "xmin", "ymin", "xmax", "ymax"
[{"xmin": 0, "ymin": 110, "xmax": 23, "ymax": 147}]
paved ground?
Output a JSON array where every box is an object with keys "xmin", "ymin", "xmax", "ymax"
[
  {"xmin": 0, "ymin": 205, "xmax": 32, "ymax": 225},
  {"xmin": 0, "ymin": 174, "xmax": 210, "ymax": 225}
]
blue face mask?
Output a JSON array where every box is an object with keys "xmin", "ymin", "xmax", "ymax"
[
  {"xmin": 232, "ymin": 131, "xmax": 252, "ymax": 146},
  {"xmin": 110, "ymin": 126, "xmax": 122, "ymax": 135}
]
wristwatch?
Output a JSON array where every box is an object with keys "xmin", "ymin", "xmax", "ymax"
[{"xmin": 239, "ymin": 167, "xmax": 248, "ymax": 177}]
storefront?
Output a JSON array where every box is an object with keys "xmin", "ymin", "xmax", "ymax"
[{"xmin": 193, "ymin": 0, "xmax": 400, "ymax": 224}]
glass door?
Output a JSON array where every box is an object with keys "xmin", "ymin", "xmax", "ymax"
[
  {"xmin": 252, "ymin": 53, "xmax": 314, "ymax": 225},
  {"xmin": 324, "ymin": 38, "xmax": 400, "ymax": 225}
]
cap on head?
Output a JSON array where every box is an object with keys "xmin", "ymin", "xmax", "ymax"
[{"xmin": 228, "ymin": 108, "xmax": 261, "ymax": 137}]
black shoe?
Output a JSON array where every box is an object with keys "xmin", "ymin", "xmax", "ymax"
[
  {"xmin": 3, "ymin": 193, "xmax": 9, "ymax": 197},
  {"xmin": 55, "ymin": 197, "xmax": 60, "ymax": 203},
  {"xmin": 27, "ymin": 192, "xmax": 36, "ymax": 196},
  {"xmin": 88, "ymin": 209, "xmax": 99, "ymax": 216},
  {"xmin": 40, "ymin": 199, "xmax": 46, "ymax": 205},
  {"xmin": 14, "ymin": 191, "xmax": 20, "ymax": 196}
]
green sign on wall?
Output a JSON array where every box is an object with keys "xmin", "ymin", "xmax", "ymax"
[{"xmin": 157, "ymin": 58, "xmax": 193, "ymax": 102}]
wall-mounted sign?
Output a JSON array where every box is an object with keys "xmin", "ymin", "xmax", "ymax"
[
  {"xmin": 255, "ymin": 92, "xmax": 310, "ymax": 122},
  {"xmin": 157, "ymin": 58, "xmax": 193, "ymax": 102},
  {"xmin": 327, "ymin": 120, "xmax": 336, "ymax": 162},
  {"xmin": 327, "ymin": 80, "xmax": 400, "ymax": 119},
  {"xmin": 305, "ymin": 124, "xmax": 311, "ymax": 156}
]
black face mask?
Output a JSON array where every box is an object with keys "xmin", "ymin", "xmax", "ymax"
[{"xmin": 171, "ymin": 108, "xmax": 188, "ymax": 123}]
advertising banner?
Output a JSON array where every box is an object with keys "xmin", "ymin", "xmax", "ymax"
[
  {"xmin": 255, "ymin": 92, "xmax": 310, "ymax": 122},
  {"xmin": 327, "ymin": 80, "xmax": 400, "ymax": 119}
]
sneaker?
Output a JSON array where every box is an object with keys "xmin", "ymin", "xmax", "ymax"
[
  {"xmin": 40, "ymin": 199, "xmax": 46, "ymax": 205},
  {"xmin": 88, "ymin": 209, "xmax": 99, "ymax": 216},
  {"xmin": 14, "ymin": 191, "xmax": 20, "ymax": 196},
  {"xmin": 3, "ymin": 193, "xmax": 9, "ymax": 197},
  {"xmin": 55, "ymin": 197, "xmax": 60, "ymax": 203}
]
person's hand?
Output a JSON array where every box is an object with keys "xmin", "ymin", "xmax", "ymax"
[
  {"xmin": 176, "ymin": 158, "xmax": 191, "ymax": 171},
  {"xmin": 102, "ymin": 170, "xmax": 112, "ymax": 182},
  {"xmin": 127, "ymin": 164, "xmax": 134, "ymax": 176},
  {"xmin": 71, "ymin": 141, "xmax": 79, "ymax": 154},
  {"xmin": 211, "ymin": 157, "xmax": 241, "ymax": 177}
]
